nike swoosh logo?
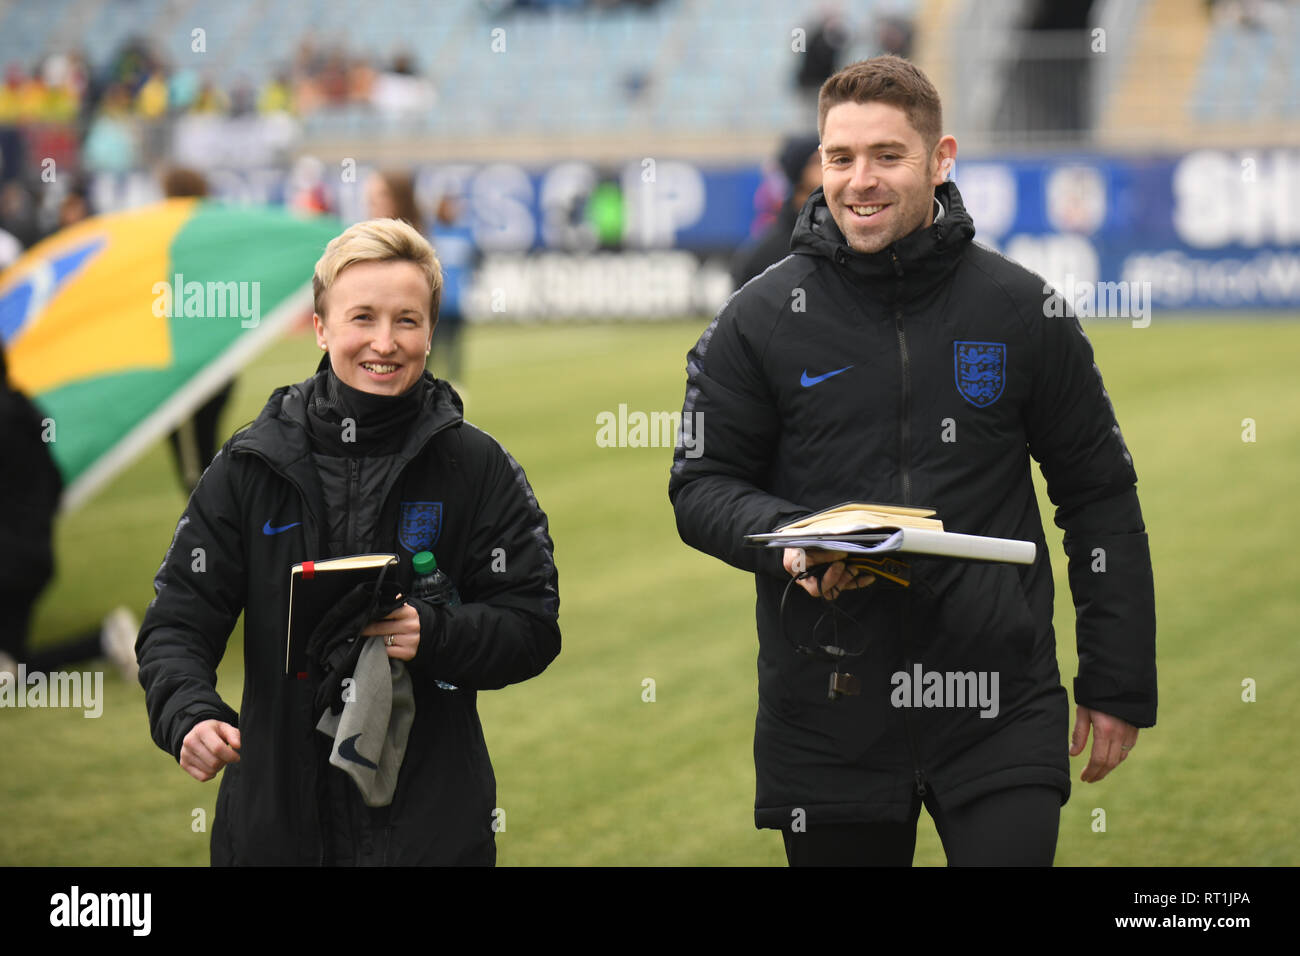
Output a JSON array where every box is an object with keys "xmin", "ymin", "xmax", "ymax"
[
  {"xmin": 801, "ymin": 366, "xmax": 854, "ymax": 387},
  {"xmin": 338, "ymin": 733, "xmax": 379, "ymax": 769},
  {"xmin": 262, "ymin": 520, "xmax": 302, "ymax": 536}
]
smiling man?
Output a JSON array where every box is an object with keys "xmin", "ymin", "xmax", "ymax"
[{"xmin": 669, "ymin": 57, "xmax": 1156, "ymax": 866}]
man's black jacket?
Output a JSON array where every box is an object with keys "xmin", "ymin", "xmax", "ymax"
[
  {"xmin": 138, "ymin": 364, "xmax": 560, "ymax": 863},
  {"xmin": 669, "ymin": 182, "xmax": 1155, "ymax": 827}
]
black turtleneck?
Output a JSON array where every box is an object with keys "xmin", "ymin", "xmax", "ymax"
[{"xmin": 306, "ymin": 355, "xmax": 424, "ymax": 457}]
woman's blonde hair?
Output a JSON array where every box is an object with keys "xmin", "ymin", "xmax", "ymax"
[{"xmin": 312, "ymin": 217, "xmax": 442, "ymax": 322}]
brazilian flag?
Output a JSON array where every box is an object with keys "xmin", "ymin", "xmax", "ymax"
[{"xmin": 0, "ymin": 199, "xmax": 341, "ymax": 510}]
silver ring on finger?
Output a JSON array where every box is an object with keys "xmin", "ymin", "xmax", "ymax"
[{"xmin": 385, "ymin": 635, "xmax": 396, "ymax": 647}]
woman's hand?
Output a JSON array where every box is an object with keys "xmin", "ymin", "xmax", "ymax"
[
  {"xmin": 180, "ymin": 719, "xmax": 241, "ymax": 782},
  {"xmin": 361, "ymin": 598, "xmax": 422, "ymax": 662}
]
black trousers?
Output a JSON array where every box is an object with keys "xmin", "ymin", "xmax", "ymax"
[
  {"xmin": 0, "ymin": 588, "xmax": 102, "ymax": 670},
  {"xmin": 167, "ymin": 382, "xmax": 234, "ymax": 495},
  {"xmin": 782, "ymin": 784, "xmax": 1061, "ymax": 867}
]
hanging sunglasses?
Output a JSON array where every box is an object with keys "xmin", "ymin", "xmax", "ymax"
[{"xmin": 778, "ymin": 556, "xmax": 912, "ymax": 701}]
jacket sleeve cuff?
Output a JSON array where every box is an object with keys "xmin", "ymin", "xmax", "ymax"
[
  {"xmin": 169, "ymin": 702, "xmax": 240, "ymax": 761},
  {"xmin": 1073, "ymin": 675, "xmax": 1156, "ymax": 729},
  {"xmin": 1066, "ymin": 530, "xmax": 1157, "ymax": 728},
  {"xmin": 408, "ymin": 598, "xmax": 445, "ymax": 684}
]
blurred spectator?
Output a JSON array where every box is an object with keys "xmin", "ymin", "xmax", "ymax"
[
  {"xmin": 365, "ymin": 168, "xmax": 422, "ymax": 227},
  {"xmin": 168, "ymin": 67, "xmax": 201, "ymax": 113},
  {"xmin": 873, "ymin": 13, "xmax": 915, "ymax": 58},
  {"xmin": 796, "ymin": 9, "xmax": 850, "ymax": 97},
  {"xmin": 191, "ymin": 77, "xmax": 231, "ymax": 114},
  {"xmin": 160, "ymin": 165, "xmax": 207, "ymax": 199},
  {"xmin": 1208, "ymin": 0, "xmax": 1289, "ymax": 30},
  {"xmin": 158, "ymin": 166, "xmax": 237, "ymax": 495},
  {"xmin": 3, "ymin": 33, "xmax": 438, "ymax": 131},
  {"xmin": 731, "ymin": 134, "xmax": 822, "ymax": 289},
  {"xmin": 82, "ymin": 83, "xmax": 136, "ymax": 172},
  {"xmin": 998, "ymin": 0, "xmax": 1095, "ymax": 136},
  {"xmin": 429, "ymin": 193, "xmax": 476, "ymax": 383},
  {"xmin": 371, "ymin": 53, "xmax": 436, "ymax": 118},
  {"xmin": 55, "ymin": 181, "xmax": 91, "ymax": 231},
  {"xmin": 0, "ymin": 180, "xmax": 41, "ymax": 250},
  {"xmin": 288, "ymin": 155, "xmax": 333, "ymax": 216},
  {"xmin": 258, "ymin": 70, "xmax": 294, "ymax": 115},
  {"xmin": 363, "ymin": 169, "xmax": 474, "ymax": 382},
  {"xmin": 317, "ymin": 46, "xmax": 351, "ymax": 107},
  {"xmin": 0, "ymin": 61, "xmax": 81, "ymax": 123},
  {"xmin": 0, "ymin": 339, "xmax": 138, "ymax": 684},
  {"xmin": 229, "ymin": 76, "xmax": 257, "ymax": 117},
  {"xmin": 135, "ymin": 70, "xmax": 169, "ymax": 119}
]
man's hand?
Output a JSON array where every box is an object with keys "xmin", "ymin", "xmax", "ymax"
[
  {"xmin": 361, "ymin": 599, "xmax": 422, "ymax": 662},
  {"xmin": 180, "ymin": 719, "xmax": 241, "ymax": 782},
  {"xmin": 1070, "ymin": 705, "xmax": 1139, "ymax": 782},
  {"xmin": 783, "ymin": 548, "xmax": 876, "ymax": 600}
]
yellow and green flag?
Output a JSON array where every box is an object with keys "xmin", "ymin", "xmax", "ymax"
[{"xmin": 0, "ymin": 198, "xmax": 341, "ymax": 510}]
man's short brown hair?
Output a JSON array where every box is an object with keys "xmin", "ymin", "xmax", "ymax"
[{"xmin": 818, "ymin": 55, "xmax": 943, "ymax": 149}]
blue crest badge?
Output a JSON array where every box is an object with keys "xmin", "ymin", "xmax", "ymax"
[
  {"xmin": 954, "ymin": 341, "xmax": 1007, "ymax": 408},
  {"xmin": 398, "ymin": 501, "xmax": 442, "ymax": 553}
]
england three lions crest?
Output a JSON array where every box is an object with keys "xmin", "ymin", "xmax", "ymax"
[
  {"xmin": 399, "ymin": 501, "xmax": 442, "ymax": 553},
  {"xmin": 954, "ymin": 341, "xmax": 1007, "ymax": 408}
]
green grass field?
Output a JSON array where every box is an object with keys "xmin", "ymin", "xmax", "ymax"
[{"xmin": 2, "ymin": 315, "xmax": 1297, "ymax": 866}]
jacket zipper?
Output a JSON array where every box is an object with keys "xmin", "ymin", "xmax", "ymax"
[
  {"xmin": 346, "ymin": 458, "xmax": 360, "ymax": 552},
  {"xmin": 237, "ymin": 407, "xmax": 461, "ymax": 866},
  {"xmin": 889, "ymin": 247, "xmax": 925, "ymax": 801},
  {"xmin": 889, "ymin": 254, "xmax": 909, "ymax": 509},
  {"xmin": 898, "ymin": 592, "xmax": 928, "ymax": 799},
  {"xmin": 895, "ymin": 310, "xmax": 911, "ymax": 506}
]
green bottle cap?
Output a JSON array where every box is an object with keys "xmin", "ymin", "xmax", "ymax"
[{"xmin": 412, "ymin": 551, "xmax": 437, "ymax": 575}]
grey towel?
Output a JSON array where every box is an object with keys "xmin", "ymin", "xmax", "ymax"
[{"xmin": 316, "ymin": 636, "xmax": 415, "ymax": 807}]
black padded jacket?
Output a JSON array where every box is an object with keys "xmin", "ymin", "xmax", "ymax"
[
  {"xmin": 670, "ymin": 182, "xmax": 1156, "ymax": 828},
  {"xmin": 138, "ymin": 360, "xmax": 560, "ymax": 864}
]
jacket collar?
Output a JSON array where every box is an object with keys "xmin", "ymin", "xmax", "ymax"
[
  {"xmin": 230, "ymin": 355, "xmax": 464, "ymax": 496},
  {"xmin": 791, "ymin": 180, "xmax": 976, "ymax": 298}
]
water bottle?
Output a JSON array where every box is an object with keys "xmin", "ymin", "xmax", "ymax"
[{"xmin": 410, "ymin": 550, "xmax": 460, "ymax": 690}]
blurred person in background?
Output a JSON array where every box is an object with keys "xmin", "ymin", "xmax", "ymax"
[
  {"xmin": 0, "ymin": 340, "xmax": 137, "ymax": 684},
  {"xmin": 159, "ymin": 165, "xmax": 236, "ymax": 495},
  {"xmin": 55, "ymin": 179, "xmax": 91, "ymax": 232},
  {"xmin": 0, "ymin": 179, "xmax": 41, "ymax": 252},
  {"xmin": 370, "ymin": 51, "xmax": 435, "ymax": 119},
  {"xmin": 258, "ymin": 69, "xmax": 294, "ymax": 115},
  {"xmin": 872, "ymin": 12, "xmax": 915, "ymax": 58},
  {"xmin": 365, "ymin": 170, "xmax": 472, "ymax": 382},
  {"xmin": 364, "ymin": 168, "xmax": 421, "ymax": 229},
  {"xmin": 288, "ymin": 155, "xmax": 333, "ymax": 216},
  {"xmin": 81, "ymin": 82, "xmax": 137, "ymax": 173},
  {"xmin": 731, "ymin": 134, "xmax": 822, "ymax": 289},
  {"xmin": 795, "ymin": 7, "xmax": 850, "ymax": 107},
  {"xmin": 136, "ymin": 218, "xmax": 559, "ymax": 864},
  {"xmin": 428, "ymin": 193, "xmax": 474, "ymax": 384}
]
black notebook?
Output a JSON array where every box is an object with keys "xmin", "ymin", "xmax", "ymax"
[{"xmin": 284, "ymin": 554, "xmax": 399, "ymax": 675}]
